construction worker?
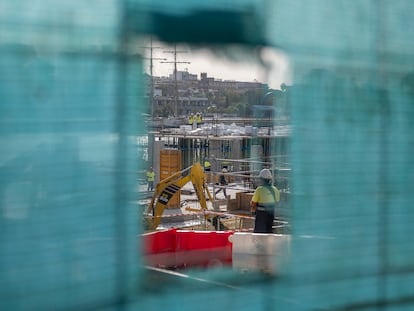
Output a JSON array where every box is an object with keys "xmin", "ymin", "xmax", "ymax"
[
  {"xmin": 204, "ymin": 158, "xmax": 211, "ymax": 172},
  {"xmin": 188, "ymin": 113, "xmax": 194, "ymax": 127},
  {"xmin": 250, "ymin": 169, "xmax": 280, "ymax": 233},
  {"xmin": 215, "ymin": 168, "xmax": 228, "ymax": 198},
  {"xmin": 146, "ymin": 167, "xmax": 155, "ymax": 191},
  {"xmin": 204, "ymin": 158, "xmax": 212, "ymax": 183},
  {"xmin": 196, "ymin": 112, "xmax": 202, "ymax": 128}
]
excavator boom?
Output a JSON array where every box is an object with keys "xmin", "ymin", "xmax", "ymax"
[{"xmin": 146, "ymin": 162, "xmax": 213, "ymax": 230}]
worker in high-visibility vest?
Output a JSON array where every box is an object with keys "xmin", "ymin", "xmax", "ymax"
[
  {"xmin": 204, "ymin": 157, "xmax": 212, "ymax": 183},
  {"xmin": 146, "ymin": 167, "xmax": 155, "ymax": 191},
  {"xmin": 250, "ymin": 169, "xmax": 280, "ymax": 233},
  {"xmin": 196, "ymin": 112, "xmax": 202, "ymax": 128},
  {"xmin": 204, "ymin": 159, "xmax": 211, "ymax": 172},
  {"xmin": 188, "ymin": 113, "xmax": 194, "ymax": 125}
]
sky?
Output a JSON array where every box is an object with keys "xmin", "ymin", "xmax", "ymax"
[{"xmin": 141, "ymin": 40, "xmax": 292, "ymax": 90}]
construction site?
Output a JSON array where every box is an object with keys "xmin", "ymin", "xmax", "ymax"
[
  {"xmin": 138, "ymin": 114, "xmax": 292, "ymax": 274},
  {"xmin": 139, "ymin": 114, "xmax": 291, "ymax": 233}
]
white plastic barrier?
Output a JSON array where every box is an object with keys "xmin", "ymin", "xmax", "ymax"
[{"xmin": 229, "ymin": 232, "xmax": 291, "ymax": 274}]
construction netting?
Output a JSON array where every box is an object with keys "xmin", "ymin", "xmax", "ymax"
[{"xmin": 1, "ymin": 0, "xmax": 414, "ymax": 310}]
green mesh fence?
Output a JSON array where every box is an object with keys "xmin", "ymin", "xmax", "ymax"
[
  {"xmin": 0, "ymin": 1, "xmax": 142, "ymax": 310},
  {"xmin": 2, "ymin": 0, "xmax": 414, "ymax": 310}
]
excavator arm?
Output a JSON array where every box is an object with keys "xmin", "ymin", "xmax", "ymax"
[{"xmin": 146, "ymin": 162, "xmax": 214, "ymax": 230}]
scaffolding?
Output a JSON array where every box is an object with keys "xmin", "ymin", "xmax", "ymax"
[{"xmin": 147, "ymin": 117, "xmax": 290, "ymax": 186}]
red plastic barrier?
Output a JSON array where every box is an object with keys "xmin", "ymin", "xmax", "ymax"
[
  {"xmin": 141, "ymin": 229, "xmax": 234, "ymax": 269},
  {"xmin": 142, "ymin": 228, "xmax": 176, "ymax": 254},
  {"xmin": 175, "ymin": 230, "xmax": 234, "ymax": 267}
]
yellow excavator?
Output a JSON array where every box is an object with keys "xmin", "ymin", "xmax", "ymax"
[{"xmin": 145, "ymin": 162, "xmax": 214, "ymax": 230}]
